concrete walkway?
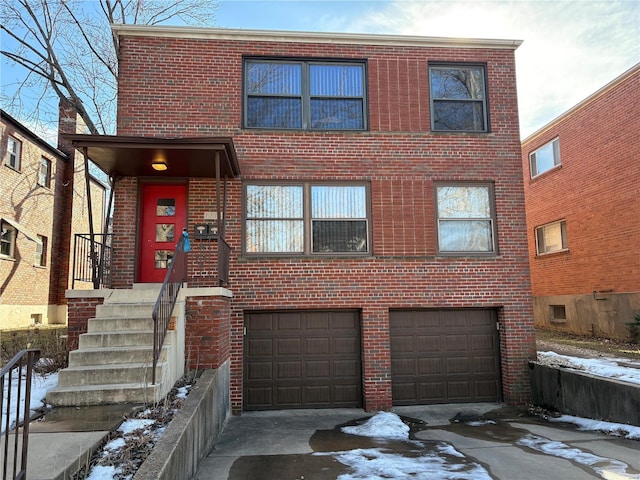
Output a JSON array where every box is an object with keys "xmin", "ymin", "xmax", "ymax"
[
  {"xmin": 2, "ymin": 404, "xmax": 139, "ymax": 480},
  {"xmin": 195, "ymin": 404, "xmax": 640, "ymax": 480}
]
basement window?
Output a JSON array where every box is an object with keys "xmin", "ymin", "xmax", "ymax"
[{"xmin": 550, "ymin": 305, "xmax": 567, "ymax": 323}]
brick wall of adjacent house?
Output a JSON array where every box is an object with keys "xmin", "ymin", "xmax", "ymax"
[
  {"xmin": 1, "ymin": 114, "xmax": 67, "ymax": 327},
  {"xmin": 111, "ymin": 33, "xmax": 535, "ymax": 410},
  {"xmin": 521, "ymin": 65, "xmax": 640, "ymax": 338},
  {"xmin": 522, "ymin": 65, "xmax": 639, "ymax": 298}
]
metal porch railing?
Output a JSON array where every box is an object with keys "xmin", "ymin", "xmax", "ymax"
[
  {"xmin": 72, "ymin": 233, "xmax": 112, "ymax": 289},
  {"xmin": 1, "ymin": 349, "xmax": 41, "ymax": 480},
  {"xmin": 151, "ymin": 231, "xmax": 188, "ymax": 385}
]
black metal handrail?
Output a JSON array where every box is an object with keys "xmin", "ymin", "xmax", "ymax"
[
  {"xmin": 217, "ymin": 236, "xmax": 231, "ymax": 286},
  {"xmin": 151, "ymin": 231, "xmax": 188, "ymax": 385},
  {"xmin": 72, "ymin": 233, "xmax": 112, "ymax": 289},
  {"xmin": 1, "ymin": 349, "xmax": 41, "ymax": 480}
]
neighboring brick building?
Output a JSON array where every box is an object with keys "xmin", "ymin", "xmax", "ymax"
[
  {"xmin": 68, "ymin": 26, "xmax": 535, "ymax": 413},
  {"xmin": 1, "ymin": 107, "xmax": 105, "ymax": 329},
  {"xmin": 521, "ymin": 63, "xmax": 640, "ymax": 340}
]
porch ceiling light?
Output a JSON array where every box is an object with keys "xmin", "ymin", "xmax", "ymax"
[{"xmin": 151, "ymin": 158, "xmax": 168, "ymax": 171}]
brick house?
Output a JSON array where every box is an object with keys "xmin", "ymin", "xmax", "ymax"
[
  {"xmin": 521, "ymin": 63, "xmax": 640, "ymax": 340},
  {"xmin": 1, "ymin": 106, "xmax": 106, "ymax": 329},
  {"xmin": 63, "ymin": 26, "xmax": 535, "ymax": 413}
]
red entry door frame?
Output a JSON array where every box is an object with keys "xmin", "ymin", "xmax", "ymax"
[{"xmin": 138, "ymin": 183, "xmax": 187, "ymax": 283}]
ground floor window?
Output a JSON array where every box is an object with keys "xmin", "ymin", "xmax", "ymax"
[
  {"xmin": 1, "ymin": 221, "xmax": 17, "ymax": 257},
  {"xmin": 245, "ymin": 182, "xmax": 370, "ymax": 255}
]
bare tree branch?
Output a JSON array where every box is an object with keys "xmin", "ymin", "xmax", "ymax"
[{"xmin": 1, "ymin": 0, "xmax": 219, "ymax": 136}]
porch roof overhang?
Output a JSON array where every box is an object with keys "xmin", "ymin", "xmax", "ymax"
[{"xmin": 64, "ymin": 134, "xmax": 241, "ymax": 178}]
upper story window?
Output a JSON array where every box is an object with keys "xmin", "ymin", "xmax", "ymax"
[
  {"xmin": 5, "ymin": 136, "xmax": 22, "ymax": 170},
  {"xmin": 429, "ymin": 64, "xmax": 488, "ymax": 132},
  {"xmin": 530, "ymin": 138, "xmax": 561, "ymax": 177},
  {"xmin": 1, "ymin": 221, "xmax": 17, "ymax": 258},
  {"xmin": 244, "ymin": 59, "xmax": 367, "ymax": 130},
  {"xmin": 245, "ymin": 182, "xmax": 369, "ymax": 255},
  {"xmin": 435, "ymin": 183, "xmax": 496, "ymax": 254},
  {"xmin": 535, "ymin": 220, "xmax": 567, "ymax": 255},
  {"xmin": 38, "ymin": 157, "xmax": 52, "ymax": 188},
  {"xmin": 35, "ymin": 235, "xmax": 47, "ymax": 266}
]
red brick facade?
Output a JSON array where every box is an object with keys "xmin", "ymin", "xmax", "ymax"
[
  {"xmin": 109, "ymin": 28, "xmax": 535, "ymax": 411},
  {"xmin": 522, "ymin": 64, "xmax": 640, "ymax": 338}
]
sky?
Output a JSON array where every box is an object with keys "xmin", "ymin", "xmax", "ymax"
[
  {"xmin": 213, "ymin": 0, "xmax": 639, "ymax": 139},
  {"xmin": 1, "ymin": 0, "xmax": 638, "ymax": 141}
]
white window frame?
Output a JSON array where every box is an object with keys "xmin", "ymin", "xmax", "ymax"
[
  {"xmin": 38, "ymin": 157, "xmax": 52, "ymax": 188},
  {"xmin": 535, "ymin": 219, "xmax": 568, "ymax": 255},
  {"xmin": 5, "ymin": 136, "xmax": 22, "ymax": 171},
  {"xmin": 530, "ymin": 138, "xmax": 561, "ymax": 177},
  {"xmin": 35, "ymin": 234, "xmax": 47, "ymax": 266},
  {"xmin": 1, "ymin": 221, "xmax": 17, "ymax": 258}
]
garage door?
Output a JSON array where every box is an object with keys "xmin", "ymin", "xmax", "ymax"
[
  {"xmin": 244, "ymin": 311, "xmax": 362, "ymax": 410},
  {"xmin": 390, "ymin": 309, "xmax": 501, "ymax": 405}
]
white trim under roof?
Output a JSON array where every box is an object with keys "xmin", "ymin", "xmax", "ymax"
[{"xmin": 112, "ymin": 24, "xmax": 522, "ymax": 50}]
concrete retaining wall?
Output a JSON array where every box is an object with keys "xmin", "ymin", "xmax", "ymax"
[
  {"xmin": 133, "ymin": 362, "xmax": 230, "ymax": 480},
  {"xmin": 529, "ymin": 362, "xmax": 640, "ymax": 426}
]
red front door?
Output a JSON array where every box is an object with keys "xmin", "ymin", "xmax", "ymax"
[{"xmin": 138, "ymin": 184, "xmax": 187, "ymax": 283}]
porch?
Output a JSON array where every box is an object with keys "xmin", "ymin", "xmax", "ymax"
[{"xmin": 49, "ymin": 135, "xmax": 240, "ymax": 407}]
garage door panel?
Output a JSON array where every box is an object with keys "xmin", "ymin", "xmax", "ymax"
[
  {"xmin": 334, "ymin": 337, "xmax": 359, "ymax": 354},
  {"xmin": 246, "ymin": 338, "xmax": 273, "ymax": 356},
  {"xmin": 443, "ymin": 335, "xmax": 468, "ymax": 352},
  {"xmin": 246, "ymin": 362, "xmax": 272, "ymax": 380},
  {"xmin": 334, "ymin": 359, "xmax": 360, "ymax": 377},
  {"xmin": 417, "ymin": 358, "xmax": 441, "ymax": 375},
  {"xmin": 245, "ymin": 311, "xmax": 362, "ymax": 410},
  {"xmin": 276, "ymin": 386, "xmax": 301, "ymax": 405},
  {"xmin": 393, "ymin": 358, "xmax": 416, "ymax": 375},
  {"xmin": 304, "ymin": 386, "xmax": 330, "ymax": 404},
  {"xmin": 306, "ymin": 360, "xmax": 330, "ymax": 378},
  {"xmin": 307, "ymin": 312, "xmax": 330, "ymax": 330},
  {"xmin": 391, "ymin": 309, "xmax": 501, "ymax": 405},
  {"xmin": 306, "ymin": 337, "xmax": 330, "ymax": 354},
  {"xmin": 277, "ymin": 362, "xmax": 301, "ymax": 379},
  {"xmin": 277, "ymin": 313, "xmax": 302, "ymax": 330},
  {"xmin": 417, "ymin": 335, "xmax": 440, "ymax": 353},
  {"xmin": 419, "ymin": 382, "xmax": 446, "ymax": 402},
  {"xmin": 276, "ymin": 338, "xmax": 302, "ymax": 355}
]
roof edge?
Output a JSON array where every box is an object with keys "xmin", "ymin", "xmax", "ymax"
[
  {"xmin": 1, "ymin": 109, "xmax": 68, "ymax": 160},
  {"xmin": 111, "ymin": 24, "xmax": 522, "ymax": 50},
  {"xmin": 522, "ymin": 62, "xmax": 640, "ymax": 144}
]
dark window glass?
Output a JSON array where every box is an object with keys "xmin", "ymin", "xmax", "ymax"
[
  {"xmin": 430, "ymin": 66, "xmax": 487, "ymax": 132},
  {"xmin": 245, "ymin": 60, "xmax": 366, "ymax": 130}
]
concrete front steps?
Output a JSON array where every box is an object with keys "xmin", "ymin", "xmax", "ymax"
[{"xmin": 48, "ymin": 284, "xmax": 179, "ymax": 407}]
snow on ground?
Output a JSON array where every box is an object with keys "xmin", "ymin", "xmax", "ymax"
[
  {"xmin": 549, "ymin": 415, "xmax": 640, "ymax": 440},
  {"xmin": 537, "ymin": 351, "xmax": 640, "ymax": 384},
  {"xmin": 341, "ymin": 411, "xmax": 410, "ymax": 440},
  {"xmin": 518, "ymin": 434, "xmax": 640, "ymax": 479},
  {"xmin": 316, "ymin": 412, "xmax": 494, "ymax": 480},
  {"xmin": 1, "ymin": 367, "xmax": 58, "ymax": 433}
]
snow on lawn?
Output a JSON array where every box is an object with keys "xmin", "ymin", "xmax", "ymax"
[
  {"xmin": 1, "ymin": 367, "xmax": 58, "ymax": 433},
  {"xmin": 316, "ymin": 412, "xmax": 493, "ymax": 480},
  {"xmin": 537, "ymin": 351, "xmax": 640, "ymax": 385},
  {"xmin": 518, "ymin": 434, "xmax": 640, "ymax": 479},
  {"xmin": 549, "ymin": 415, "xmax": 640, "ymax": 440}
]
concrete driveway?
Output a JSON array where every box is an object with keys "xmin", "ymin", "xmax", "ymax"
[{"xmin": 195, "ymin": 403, "xmax": 640, "ymax": 480}]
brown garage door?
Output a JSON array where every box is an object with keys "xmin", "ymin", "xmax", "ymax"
[
  {"xmin": 244, "ymin": 310, "xmax": 362, "ymax": 410},
  {"xmin": 390, "ymin": 309, "xmax": 501, "ymax": 405}
]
